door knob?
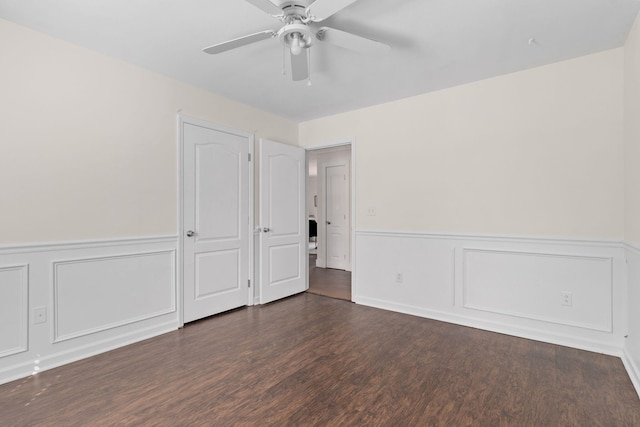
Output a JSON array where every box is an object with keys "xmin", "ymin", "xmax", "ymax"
[
  {"xmin": 326, "ymin": 221, "xmax": 331, "ymax": 225},
  {"xmin": 262, "ymin": 227, "xmax": 271, "ymax": 232},
  {"xmin": 186, "ymin": 230, "xmax": 195, "ymax": 237}
]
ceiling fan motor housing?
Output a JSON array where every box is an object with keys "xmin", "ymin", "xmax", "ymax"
[{"xmin": 279, "ymin": 1, "xmax": 312, "ymax": 18}]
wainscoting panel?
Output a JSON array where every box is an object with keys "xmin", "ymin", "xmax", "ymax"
[
  {"xmin": 462, "ymin": 249, "xmax": 612, "ymax": 332},
  {"xmin": 355, "ymin": 231, "xmax": 625, "ymax": 356},
  {"xmin": 355, "ymin": 233, "xmax": 455, "ymax": 310},
  {"xmin": 53, "ymin": 251, "xmax": 176, "ymax": 342},
  {"xmin": 0, "ymin": 236, "xmax": 178, "ymax": 385},
  {"xmin": 0, "ymin": 265, "xmax": 28, "ymax": 358}
]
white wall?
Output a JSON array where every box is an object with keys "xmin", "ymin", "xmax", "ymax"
[
  {"xmin": 0, "ymin": 19, "xmax": 297, "ymax": 385},
  {"xmin": 300, "ymin": 49, "xmax": 625, "ymax": 240},
  {"xmin": 624, "ymin": 11, "xmax": 640, "ymax": 395},
  {"xmin": 0, "ymin": 18, "xmax": 297, "ymax": 245}
]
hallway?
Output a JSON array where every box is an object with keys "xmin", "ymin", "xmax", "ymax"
[{"xmin": 306, "ymin": 254, "xmax": 351, "ymax": 301}]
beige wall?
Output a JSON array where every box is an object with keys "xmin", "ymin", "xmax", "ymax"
[
  {"xmin": 625, "ymin": 13, "xmax": 640, "ymax": 245},
  {"xmin": 0, "ymin": 16, "xmax": 629, "ymax": 244},
  {"xmin": 299, "ymin": 49, "xmax": 625, "ymax": 240},
  {"xmin": 624, "ymin": 9, "xmax": 640, "ymax": 379},
  {"xmin": 0, "ymin": 19, "xmax": 297, "ymax": 244}
]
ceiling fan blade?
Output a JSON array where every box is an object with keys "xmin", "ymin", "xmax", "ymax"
[
  {"xmin": 290, "ymin": 49, "xmax": 309, "ymax": 81},
  {"xmin": 317, "ymin": 27, "xmax": 390, "ymax": 55},
  {"xmin": 244, "ymin": 0, "xmax": 283, "ymax": 16},
  {"xmin": 307, "ymin": 0, "xmax": 359, "ymax": 21},
  {"xmin": 203, "ymin": 30, "xmax": 275, "ymax": 54}
]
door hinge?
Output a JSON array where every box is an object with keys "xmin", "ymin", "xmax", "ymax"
[
  {"xmin": 248, "ymin": 279, "xmax": 251, "ymax": 288},
  {"xmin": 248, "ymin": 153, "xmax": 251, "ymax": 161}
]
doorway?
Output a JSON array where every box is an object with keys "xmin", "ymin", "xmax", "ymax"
[
  {"xmin": 180, "ymin": 119, "xmax": 308, "ymax": 324},
  {"xmin": 306, "ymin": 145, "xmax": 352, "ymax": 301}
]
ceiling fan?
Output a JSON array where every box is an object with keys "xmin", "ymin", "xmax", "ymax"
[{"xmin": 203, "ymin": 0, "xmax": 390, "ymax": 82}]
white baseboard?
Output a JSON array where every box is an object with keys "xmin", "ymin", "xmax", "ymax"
[
  {"xmin": 0, "ymin": 320, "xmax": 177, "ymax": 386},
  {"xmin": 354, "ymin": 230, "xmax": 625, "ymax": 355},
  {"xmin": 0, "ymin": 235, "xmax": 179, "ymax": 386},
  {"xmin": 623, "ymin": 245, "xmax": 640, "ymax": 399},
  {"xmin": 622, "ymin": 348, "xmax": 640, "ymax": 399},
  {"xmin": 355, "ymin": 296, "xmax": 622, "ymax": 357},
  {"xmin": 2, "ymin": 230, "xmax": 639, "ymax": 399}
]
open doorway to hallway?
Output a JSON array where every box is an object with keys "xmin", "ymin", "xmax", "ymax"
[{"xmin": 306, "ymin": 145, "xmax": 352, "ymax": 301}]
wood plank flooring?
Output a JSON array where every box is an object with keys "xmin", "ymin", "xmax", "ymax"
[
  {"xmin": 306, "ymin": 254, "xmax": 351, "ymax": 301},
  {"xmin": 2, "ymin": 293, "xmax": 639, "ymax": 426}
]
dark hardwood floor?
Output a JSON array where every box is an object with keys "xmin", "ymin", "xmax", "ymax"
[
  {"xmin": 306, "ymin": 254, "xmax": 351, "ymax": 301},
  {"xmin": 2, "ymin": 293, "xmax": 640, "ymax": 426}
]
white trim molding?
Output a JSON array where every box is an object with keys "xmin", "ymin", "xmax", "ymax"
[
  {"xmin": 2, "ymin": 228, "xmax": 639, "ymax": 401},
  {"xmin": 623, "ymin": 243, "xmax": 640, "ymax": 398},
  {"xmin": 461, "ymin": 248, "xmax": 613, "ymax": 333},
  {"xmin": 357, "ymin": 229, "xmax": 623, "ymax": 248},
  {"xmin": 52, "ymin": 250, "xmax": 176, "ymax": 343},
  {"xmin": 0, "ymin": 235, "xmax": 178, "ymax": 255},
  {"xmin": 623, "ymin": 349, "xmax": 640, "ymax": 399},
  {"xmin": 355, "ymin": 295, "xmax": 623, "ymax": 357},
  {"xmin": 354, "ymin": 230, "xmax": 626, "ymax": 356},
  {"xmin": 0, "ymin": 235, "xmax": 178, "ymax": 386}
]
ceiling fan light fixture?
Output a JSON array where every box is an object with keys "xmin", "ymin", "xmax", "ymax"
[
  {"xmin": 291, "ymin": 33, "xmax": 302, "ymax": 55},
  {"xmin": 278, "ymin": 23, "xmax": 314, "ymax": 53}
]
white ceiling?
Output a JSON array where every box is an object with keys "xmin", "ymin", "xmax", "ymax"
[{"xmin": 1, "ymin": 0, "xmax": 639, "ymax": 122}]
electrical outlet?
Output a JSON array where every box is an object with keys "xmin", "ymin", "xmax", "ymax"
[
  {"xmin": 33, "ymin": 307, "xmax": 47, "ymax": 324},
  {"xmin": 395, "ymin": 273, "xmax": 403, "ymax": 283},
  {"xmin": 366, "ymin": 206, "xmax": 377, "ymax": 216},
  {"xmin": 561, "ymin": 291, "xmax": 572, "ymax": 307}
]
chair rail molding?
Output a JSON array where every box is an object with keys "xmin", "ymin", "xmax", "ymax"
[
  {"xmin": 0, "ymin": 235, "xmax": 179, "ymax": 386},
  {"xmin": 354, "ymin": 229, "xmax": 625, "ymax": 356}
]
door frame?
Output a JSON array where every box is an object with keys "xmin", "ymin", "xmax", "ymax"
[
  {"xmin": 177, "ymin": 114, "xmax": 255, "ymax": 327},
  {"xmin": 306, "ymin": 139, "xmax": 356, "ymax": 299}
]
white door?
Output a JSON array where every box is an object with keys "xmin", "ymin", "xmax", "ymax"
[
  {"xmin": 259, "ymin": 139, "xmax": 307, "ymax": 304},
  {"xmin": 325, "ymin": 163, "xmax": 349, "ymax": 270},
  {"xmin": 183, "ymin": 121, "xmax": 250, "ymax": 323}
]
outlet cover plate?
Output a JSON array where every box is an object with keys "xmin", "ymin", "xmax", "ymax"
[{"xmin": 561, "ymin": 291, "xmax": 572, "ymax": 307}]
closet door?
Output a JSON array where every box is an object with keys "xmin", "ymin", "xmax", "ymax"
[
  {"xmin": 182, "ymin": 120, "xmax": 250, "ymax": 322},
  {"xmin": 259, "ymin": 139, "xmax": 307, "ymax": 304}
]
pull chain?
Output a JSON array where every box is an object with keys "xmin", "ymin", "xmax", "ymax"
[
  {"xmin": 307, "ymin": 48, "xmax": 312, "ymax": 86},
  {"xmin": 282, "ymin": 45, "xmax": 286, "ymax": 76}
]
